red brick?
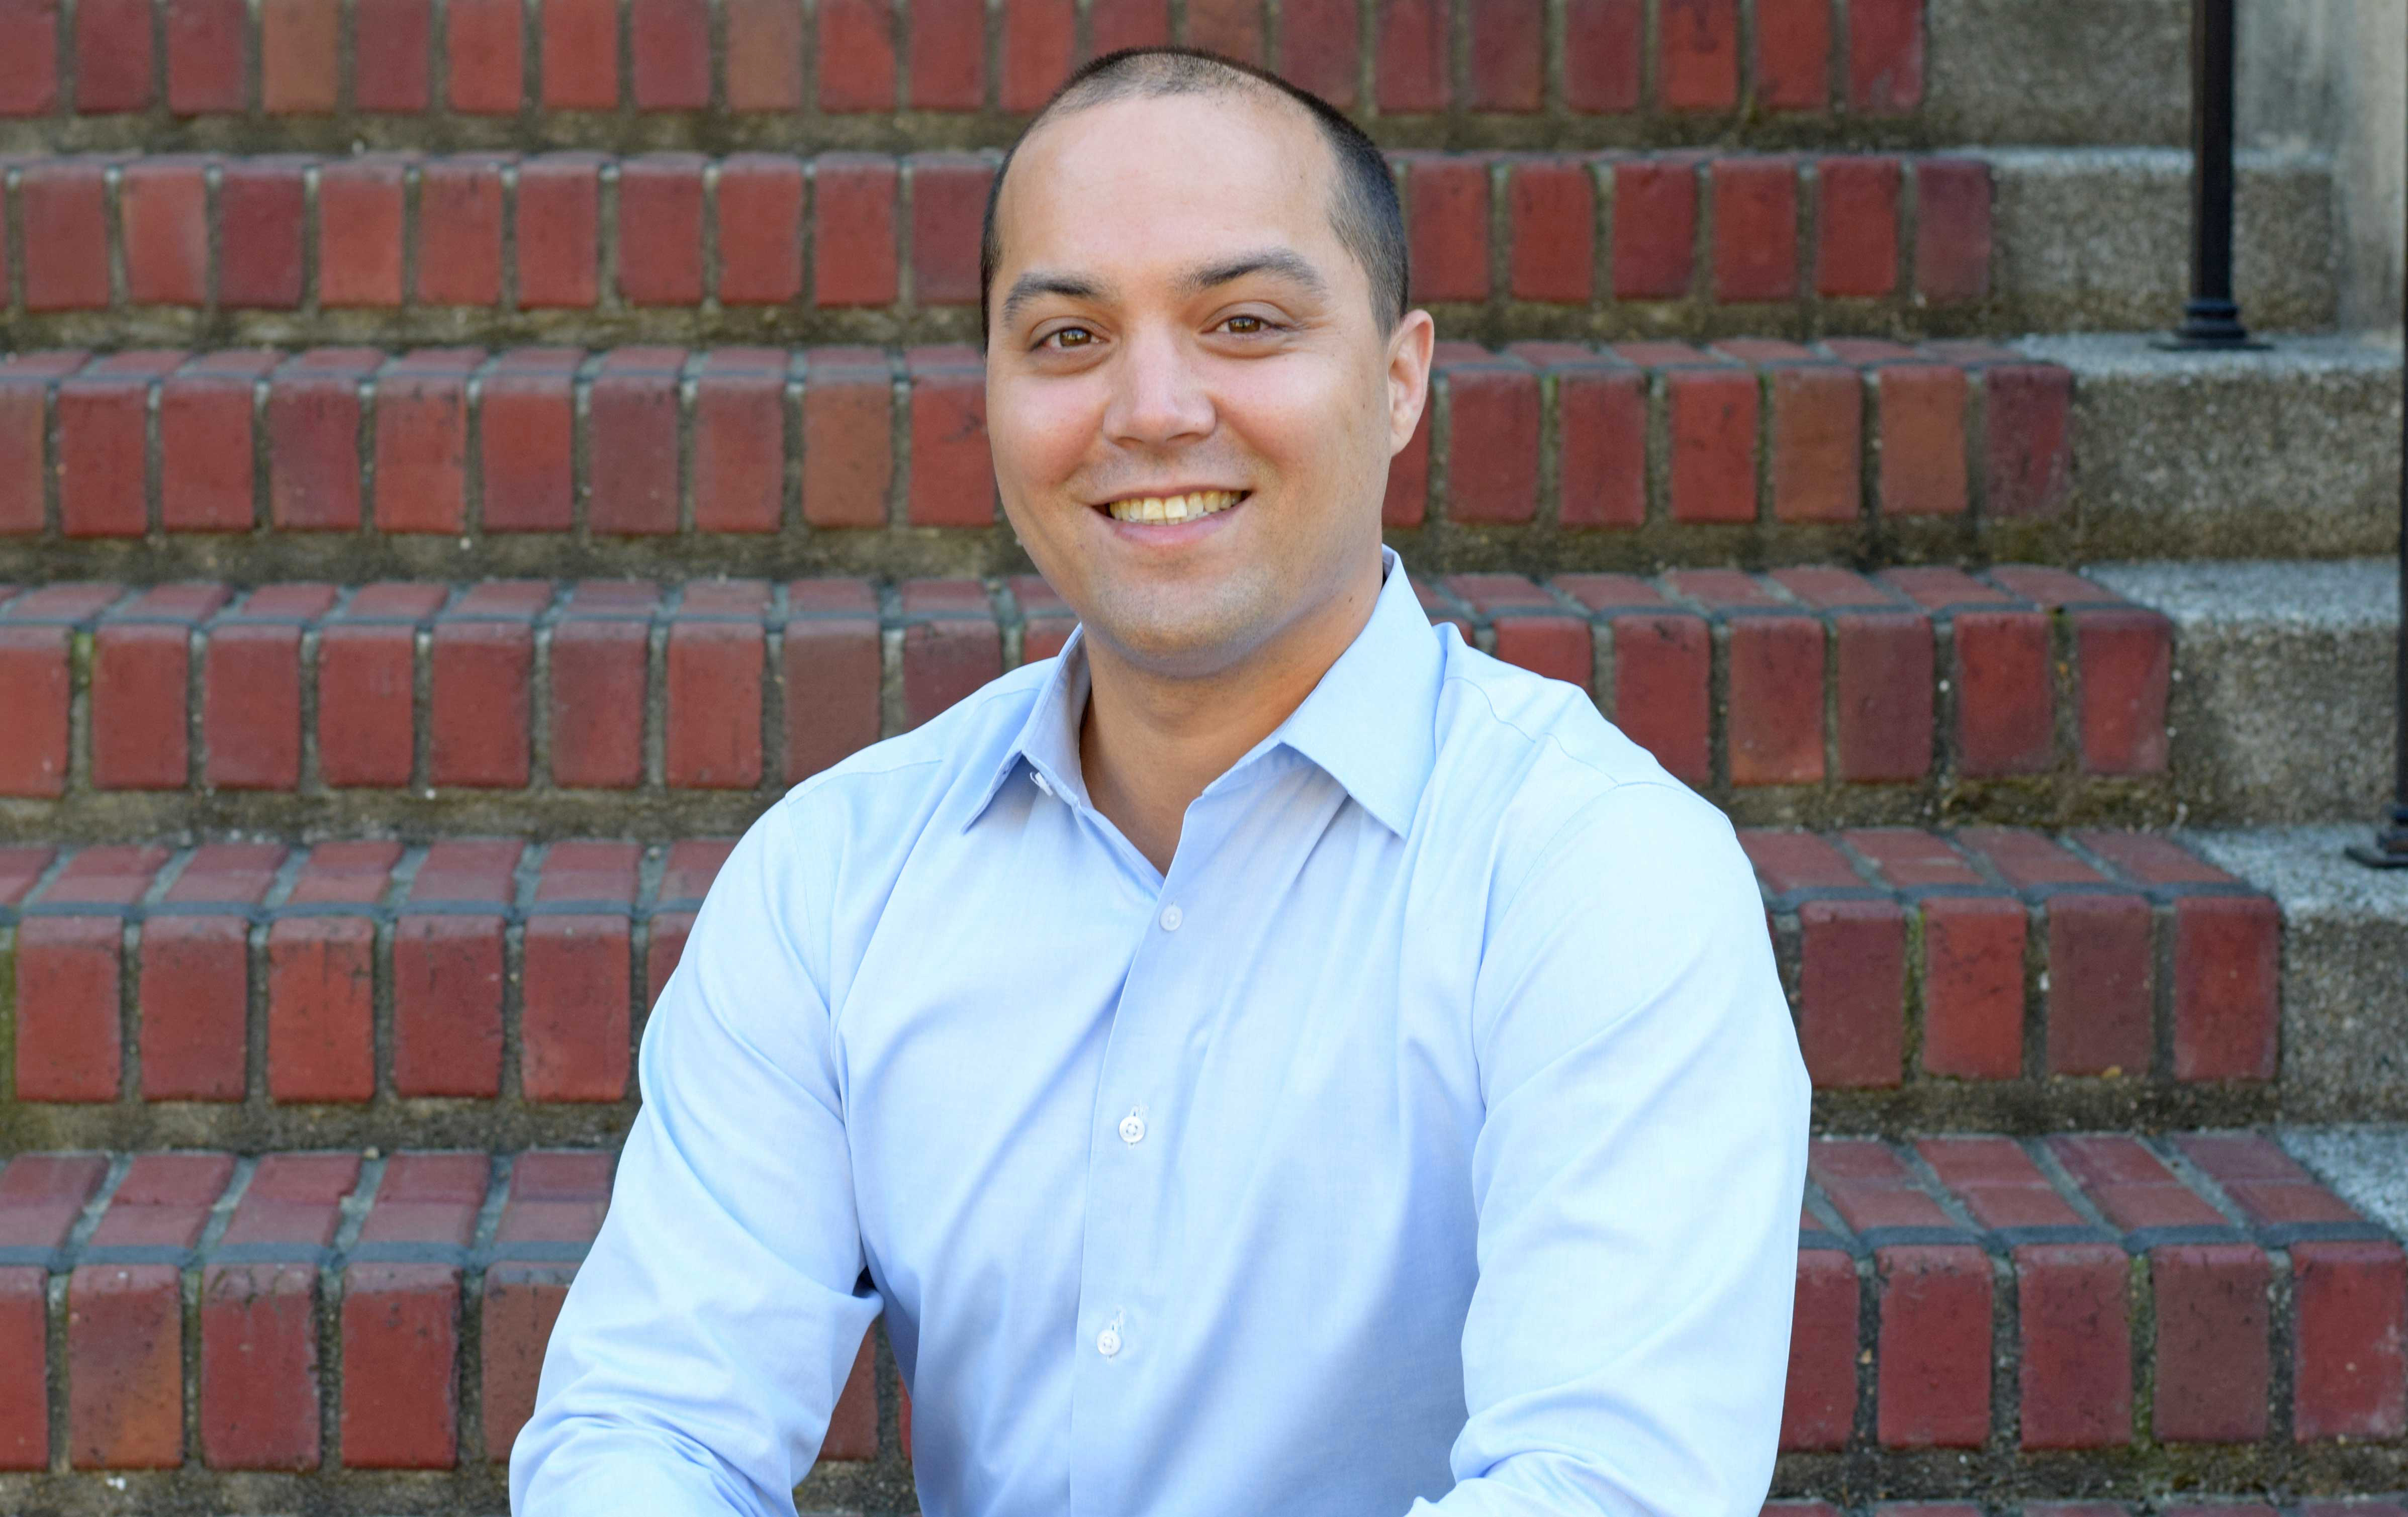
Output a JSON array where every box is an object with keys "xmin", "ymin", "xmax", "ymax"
[
  {"xmin": 1468, "ymin": 0, "xmax": 1540, "ymax": 110},
  {"xmin": 815, "ymin": 153, "xmax": 900, "ymax": 307},
  {"xmin": 2168, "ymin": 893, "xmax": 2277, "ymax": 1082},
  {"xmin": 1915, "ymin": 893, "xmax": 2024, "ymax": 1079},
  {"xmin": 1978, "ymin": 364, "xmax": 2072, "ymax": 518},
  {"xmin": 1562, "ymin": 0, "xmax": 1639, "ymax": 112},
  {"xmin": 340, "ymin": 1262, "xmax": 461, "ymax": 1466},
  {"xmin": 265, "ymin": 914, "xmax": 376, "ymax": 1101},
  {"xmin": 0, "ymin": 0, "xmax": 61, "ymax": 115},
  {"xmin": 1275, "ymin": 0, "xmax": 1355, "ymax": 108},
  {"xmin": 631, "ymin": 0, "xmax": 709, "ymax": 106},
  {"xmin": 0, "ymin": 623, "xmax": 74, "ymax": 795},
  {"xmin": 352, "ymin": 0, "xmax": 430, "ymax": 109},
  {"xmin": 717, "ymin": 155, "xmax": 805, "ymax": 306},
  {"xmin": 200, "ymin": 1261, "xmax": 318, "ymax": 1467},
  {"xmin": 430, "ymin": 584, "xmax": 542, "ymax": 785},
  {"xmin": 1875, "ymin": 1244, "xmax": 1992, "ymax": 1448},
  {"xmin": 1658, "ymin": 0, "xmax": 1737, "ymax": 109},
  {"xmin": 692, "ymin": 352, "xmax": 786, "ymax": 533},
  {"xmin": 1871, "ymin": 363, "xmax": 1967, "ymax": 517},
  {"xmin": 1405, "ymin": 155, "xmax": 1489, "ymax": 304},
  {"xmin": 2015, "ymin": 1244, "xmax": 2130, "ymax": 1448},
  {"xmin": 220, "ymin": 158, "xmax": 307, "ymax": 309},
  {"xmin": 785, "ymin": 587, "xmax": 883, "ymax": 779},
  {"xmin": 2292, "ymin": 1240, "xmax": 2407, "ymax": 1440},
  {"xmin": 540, "ymin": 0, "xmax": 616, "ymax": 107},
  {"xmin": 1947, "ymin": 608, "xmax": 2052, "ymax": 776},
  {"xmin": 907, "ymin": 347, "xmax": 992, "ymax": 526},
  {"xmin": 908, "ymin": 0, "xmax": 982, "ymax": 108},
  {"xmin": 161, "ymin": 355, "xmax": 272, "ymax": 531},
  {"xmin": 375, "ymin": 365, "xmax": 471, "ymax": 533},
  {"xmin": 1489, "ymin": 617, "xmax": 1589, "ymax": 687},
  {"xmin": 92, "ymin": 606, "xmax": 209, "ymax": 788},
  {"xmin": 479, "ymin": 350, "xmax": 577, "ymax": 531},
  {"xmin": 523, "ymin": 841, "xmax": 639, "ymax": 1100},
  {"xmin": 1712, "ymin": 157, "xmax": 1799, "ymax": 302},
  {"xmin": 445, "ymin": 0, "xmax": 522, "ymax": 111},
  {"xmin": 0, "ymin": 370, "xmax": 51, "ymax": 535},
  {"xmin": 590, "ymin": 352, "xmax": 685, "ymax": 534},
  {"xmin": 2149, "ymin": 1243, "xmax": 2270, "ymax": 1444},
  {"xmin": 1610, "ymin": 156, "xmax": 1698, "ymax": 299},
  {"xmin": 726, "ymin": 0, "xmax": 802, "ymax": 108},
  {"xmin": 2066, "ymin": 605, "xmax": 2170, "ymax": 775},
  {"xmin": 1848, "ymin": 0, "xmax": 1924, "ymax": 113},
  {"xmin": 202, "ymin": 593, "xmax": 323, "ymax": 787},
  {"xmin": 16, "ymin": 913, "xmax": 127, "ymax": 1101},
  {"xmin": 902, "ymin": 580, "xmax": 1000, "ymax": 725},
  {"xmin": 517, "ymin": 153, "xmax": 603, "ymax": 308},
  {"xmin": 22, "ymin": 162, "xmax": 110, "ymax": 311},
  {"xmin": 57, "ymin": 358, "xmax": 162, "ymax": 538},
  {"xmin": 803, "ymin": 350, "xmax": 894, "ymax": 526},
  {"xmin": 989, "ymin": 0, "xmax": 1068, "ymax": 110},
  {"xmin": 667, "ymin": 584, "xmax": 768, "ymax": 786},
  {"xmin": 260, "ymin": 0, "xmax": 337, "ymax": 110},
  {"xmin": 482, "ymin": 1263, "xmax": 573, "ymax": 1459},
  {"xmin": 0, "ymin": 1264, "xmax": 51, "ymax": 1467},
  {"xmin": 414, "ymin": 158, "xmax": 505, "ymax": 306},
  {"xmin": 1665, "ymin": 366, "xmax": 1757, "ymax": 523},
  {"xmin": 816, "ymin": 0, "xmax": 896, "ymax": 110},
  {"xmin": 1443, "ymin": 360, "xmax": 1538, "ymax": 523},
  {"xmin": 1182, "ymin": 0, "xmax": 1260, "ymax": 61},
  {"xmin": 1815, "ymin": 156, "xmax": 1900, "ymax": 298},
  {"xmin": 1797, "ymin": 897, "xmax": 1904, "ymax": 1086},
  {"xmin": 1373, "ymin": 0, "xmax": 1446, "ymax": 112},
  {"xmin": 122, "ymin": 156, "xmax": 212, "ymax": 305},
  {"xmin": 1549, "ymin": 361, "xmax": 1644, "ymax": 527},
  {"xmin": 547, "ymin": 583, "xmax": 654, "ymax": 787},
  {"xmin": 393, "ymin": 841, "xmax": 519, "ymax": 1096},
  {"xmin": 74, "ymin": 0, "xmax": 153, "ymax": 111},
  {"xmin": 911, "ymin": 154, "xmax": 991, "ymax": 307},
  {"xmin": 1784, "ymin": 1249, "xmax": 1858, "ymax": 1450},
  {"xmin": 618, "ymin": 154, "xmax": 707, "ymax": 306},
  {"xmin": 2042, "ymin": 890, "xmax": 2154, "ymax": 1077},
  {"xmin": 68, "ymin": 1264, "xmax": 184, "ymax": 1466},
  {"xmin": 819, "ymin": 1333, "xmax": 878, "ymax": 1458},
  {"xmin": 1593, "ymin": 615, "xmax": 1704, "ymax": 782},
  {"xmin": 317, "ymin": 584, "xmax": 439, "ymax": 786},
  {"xmin": 317, "ymin": 156, "xmax": 408, "ymax": 308},
  {"xmin": 1754, "ymin": 0, "xmax": 1829, "ymax": 110},
  {"xmin": 1384, "ymin": 393, "xmax": 1431, "ymax": 527},
  {"xmin": 1764, "ymin": 363, "xmax": 1860, "ymax": 522},
  {"xmin": 1505, "ymin": 159, "xmax": 1593, "ymax": 303},
  {"xmin": 137, "ymin": 906, "xmax": 252, "ymax": 1099},
  {"xmin": 1825, "ymin": 610, "xmax": 1929, "ymax": 781},
  {"xmin": 1086, "ymin": 0, "xmax": 1167, "ymax": 53},
  {"xmin": 1914, "ymin": 158, "xmax": 1991, "ymax": 302}
]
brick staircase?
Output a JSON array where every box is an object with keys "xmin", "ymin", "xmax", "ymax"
[{"xmin": 1, "ymin": 0, "xmax": 2403, "ymax": 1511}]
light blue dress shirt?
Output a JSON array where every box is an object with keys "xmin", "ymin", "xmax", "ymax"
[{"xmin": 513, "ymin": 548, "xmax": 1812, "ymax": 1517}]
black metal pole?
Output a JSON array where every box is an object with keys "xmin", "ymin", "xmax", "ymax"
[
  {"xmin": 2346, "ymin": 207, "xmax": 2408, "ymax": 869},
  {"xmin": 2163, "ymin": 0, "xmax": 2263, "ymax": 348}
]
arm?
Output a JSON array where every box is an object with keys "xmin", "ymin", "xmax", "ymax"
[
  {"xmin": 1415, "ymin": 782, "xmax": 1811, "ymax": 1517},
  {"xmin": 512, "ymin": 795, "xmax": 883, "ymax": 1516}
]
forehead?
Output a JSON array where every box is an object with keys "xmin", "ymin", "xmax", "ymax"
[{"xmin": 995, "ymin": 89, "xmax": 1352, "ymax": 286}]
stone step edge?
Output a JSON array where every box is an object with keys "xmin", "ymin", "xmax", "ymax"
[
  {"xmin": 0, "ymin": 823, "xmax": 2278, "ymax": 1114},
  {"xmin": 0, "ymin": 1129, "xmax": 2399, "ymax": 1476},
  {"xmin": 0, "ymin": 561, "xmax": 2172, "ymax": 808}
]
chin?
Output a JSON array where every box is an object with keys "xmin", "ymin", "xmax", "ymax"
[{"xmin": 1082, "ymin": 582, "xmax": 1283, "ymax": 678}]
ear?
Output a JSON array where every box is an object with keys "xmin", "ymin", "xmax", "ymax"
[{"xmin": 1383, "ymin": 309, "xmax": 1436, "ymax": 458}]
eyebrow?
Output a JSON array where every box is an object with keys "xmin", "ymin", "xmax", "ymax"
[{"xmin": 997, "ymin": 248, "xmax": 1333, "ymax": 329}]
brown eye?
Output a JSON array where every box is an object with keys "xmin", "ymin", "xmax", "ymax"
[
  {"xmin": 1045, "ymin": 326, "xmax": 1094, "ymax": 349},
  {"xmin": 1224, "ymin": 315, "xmax": 1264, "ymax": 335}
]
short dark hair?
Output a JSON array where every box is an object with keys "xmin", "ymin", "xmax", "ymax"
[{"xmin": 976, "ymin": 46, "xmax": 1409, "ymax": 348}]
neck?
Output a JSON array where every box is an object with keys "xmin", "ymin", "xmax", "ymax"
[{"xmin": 1078, "ymin": 556, "xmax": 1384, "ymax": 875}]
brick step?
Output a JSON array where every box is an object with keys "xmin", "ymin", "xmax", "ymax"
[
  {"xmin": 0, "ymin": 563, "xmax": 2179, "ymax": 838},
  {"xmin": 0, "ymin": 1131, "xmax": 2399, "ymax": 1506},
  {"xmin": 2, "ymin": 337, "xmax": 2392, "ymax": 587},
  {"xmin": 0, "ymin": 146, "xmax": 2333, "ymax": 345},
  {"xmin": 0, "ymin": 826, "xmax": 2289, "ymax": 1150},
  {"xmin": 0, "ymin": 0, "xmax": 2197, "ymax": 156}
]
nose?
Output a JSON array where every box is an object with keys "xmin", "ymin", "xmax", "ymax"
[{"xmin": 1101, "ymin": 325, "xmax": 1215, "ymax": 450}]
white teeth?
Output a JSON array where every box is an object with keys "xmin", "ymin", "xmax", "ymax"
[{"xmin": 1106, "ymin": 490, "xmax": 1244, "ymax": 524}]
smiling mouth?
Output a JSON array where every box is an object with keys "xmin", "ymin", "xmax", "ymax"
[{"xmin": 1102, "ymin": 489, "xmax": 1249, "ymax": 525}]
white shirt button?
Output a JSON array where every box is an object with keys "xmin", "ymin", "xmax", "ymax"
[
  {"xmin": 1096, "ymin": 1326, "xmax": 1121, "ymax": 1358},
  {"xmin": 1158, "ymin": 904, "xmax": 1182, "ymax": 931},
  {"xmin": 1030, "ymin": 771, "xmax": 1054, "ymax": 798},
  {"xmin": 1119, "ymin": 1112, "xmax": 1145, "ymax": 1145}
]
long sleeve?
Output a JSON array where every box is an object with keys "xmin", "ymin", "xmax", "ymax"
[
  {"xmin": 1415, "ymin": 781, "xmax": 1812, "ymax": 1517},
  {"xmin": 511, "ymin": 794, "xmax": 884, "ymax": 1516}
]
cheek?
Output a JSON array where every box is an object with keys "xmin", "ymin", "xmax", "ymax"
[
  {"xmin": 987, "ymin": 374, "xmax": 1103, "ymax": 499},
  {"xmin": 1217, "ymin": 353, "xmax": 1386, "ymax": 502}
]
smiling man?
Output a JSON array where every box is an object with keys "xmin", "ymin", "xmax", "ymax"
[{"xmin": 513, "ymin": 47, "xmax": 1810, "ymax": 1517}]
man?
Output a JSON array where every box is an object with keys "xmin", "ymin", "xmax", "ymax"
[{"xmin": 514, "ymin": 47, "xmax": 1810, "ymax": 1517}]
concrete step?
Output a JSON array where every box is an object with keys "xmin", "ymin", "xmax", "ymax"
[
  {"xmin": 0, "ymin": 0, "xmax": 2193, "ymax": 156},
  {"xmin": 0, "ymin": 146, "xmax": 2334, "ymax": 346},
  {"xmin": 2, "ymin": 335, "xmax": 2395, "ymax": 585},
  {"xmin": 0, "ymin": 1131, "xmax": 2399, "ymax": 1506},
  {"xmin": 2087, "ymin": 560, "xmax": 2399, "ymax": 828},
  {"xmin": 0, "ymin": 825, "xmax": 2295, "ymax": 1151},
  {"xmin": 0, "ymin": 563, "xmax": 2188, "ymax": 837}
]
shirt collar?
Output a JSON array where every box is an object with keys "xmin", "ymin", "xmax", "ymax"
[{"xmin": 969, "ymin": 546, "xmax": 1443, "ymax": 837}]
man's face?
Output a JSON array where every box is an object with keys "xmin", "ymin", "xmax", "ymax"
[{"xmin": 984, "ymin": 89, "xmax": 1432, "ymax": 681}]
